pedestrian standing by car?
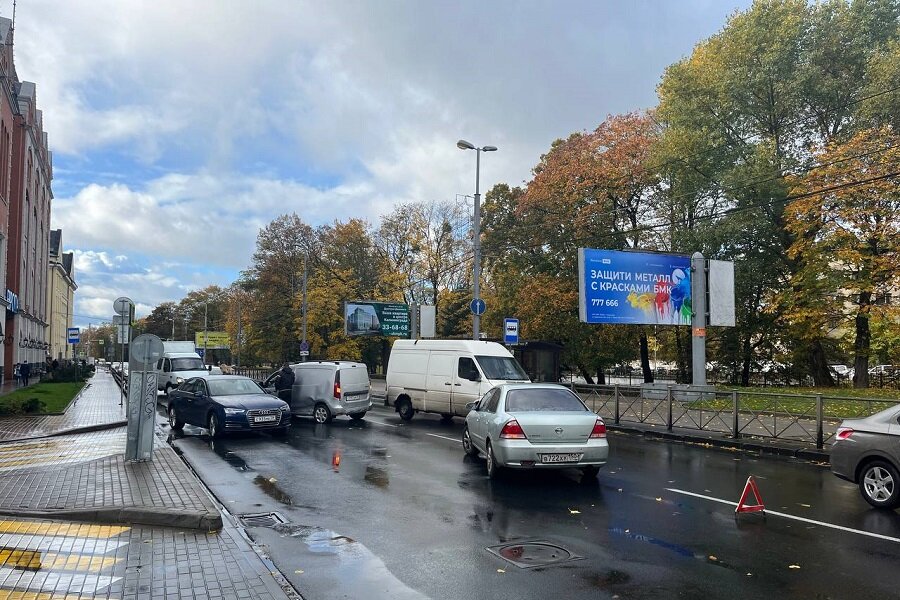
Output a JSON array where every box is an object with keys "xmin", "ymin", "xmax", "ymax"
[{"xmin": 274, "ymin": 363, "xmax": 295, "ymax": 402}]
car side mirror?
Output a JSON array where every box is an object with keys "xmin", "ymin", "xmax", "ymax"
[
  {"xmin": 465, "ymin": 401, "xmax": 480, "ymax": 411},
  {"xmin": 468, "ymin": 371, "xmax": 481, "ymax": 382}
]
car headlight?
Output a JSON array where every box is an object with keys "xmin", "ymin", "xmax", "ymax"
[
  {"xmin": 280, "ymin": 405, "xmax": 290, "ymax": 411},
  {"xmin": 175, "ymin": 377, "xmax": 185, "ymax": 384},
  {"xmin": 224, "ymin": 408, "xmax": 246, "ymax": 416}
]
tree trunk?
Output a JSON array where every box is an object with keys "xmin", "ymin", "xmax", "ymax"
[
  {"xmin": 578, "ymin": 364, "xmax": 595, "ymax": 385},
  {"xmin": 675, "ymin": 329, "xmax": 689, "ymax": 384},
  {"xmin": 740, "ymin": 335, "xmax": 752, "ymax": 387},
  {"xmin": 596, "ymin": 369, "xmax": 606, "ymax": 385},
  {"xmin": 808, "ymin": 339, "xmax": 834, "ymax": 387},
  {"xmin": 852, "ymin": 291, "xmax": 872, "ymax": 389},
  {"xmin": 639, "ymin": 333, "xmax": 653, "ymax": 383}
]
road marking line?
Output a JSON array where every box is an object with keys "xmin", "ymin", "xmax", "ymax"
[
  {"xmin": 366, "ymin": 419, "xmax": 399, "ymax": 428},
  {"xmin": 0, "ymin": 549, "xmax": 120, "ymax": 573},
  {"xmin": 0, "ymin": 521, "xmax": 130, "ymax": 539},
  {"xmin": 427, "ymin": 433, "xmax": 460, "ymax": 443},
  {"xmin": 666, "ymin": 488, "xmax": 900, "ymax": 544},
  {"xmin": 0, "ymin": 592, "xmax": 85, "ymax": 600}
]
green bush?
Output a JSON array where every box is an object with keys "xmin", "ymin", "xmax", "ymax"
[{"xmin": 0, "ymin": 396, "xmax": 46, "ymax": 415}]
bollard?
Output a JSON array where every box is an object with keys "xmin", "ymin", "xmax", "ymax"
[
  {"xmin": 614, "ymin": 384, "xmax": 620, "ymax": 424},
  {"xmin": 666, "ymin": 385, "xmax": 673, "ymax": 431}
]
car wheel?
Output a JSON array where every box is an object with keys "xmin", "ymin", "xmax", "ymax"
[
  {"xmin": 207, "ymin": 413, "xmax": 221, "ymax": 439},
  {"xmin": 859, "ymin": 460, "xmax": 900, "ymax": 509},
  {"xmin": 581, "ymin": 466, "xmax": 600, "ymax": 480},
  {"xmin": 486, "ymin": 440, "xmax": 502, "ymax": 480},
  {"xmin": 349, "ymin": 412, "xmax": 367, "ymax": 421},
  {"xmin": 462, "ymin": 426, "xmax": 479, "ymax": 457},
  {"xmin": 313, "ymin": 403, "xmax": 333, "ymax": 424},
  {"xmin": 165, "ymin": 384, "xmax": 173, "ymax": 398},
  {"xmin": 397, "ymin": 398, "xmax": 414, "ymax": 421},
  {"xmin": 168, "ymin": 406, "xmax": 184, "ymax": 431}
]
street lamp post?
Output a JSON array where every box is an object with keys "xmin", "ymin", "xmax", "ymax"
[{"xmin": 457, "ymin": 139, "xmax": 497, "ymax": 341}]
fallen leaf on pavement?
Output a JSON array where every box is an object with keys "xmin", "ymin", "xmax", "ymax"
[
  {"xmin": 799, "ymin": 503, "xmax": 811, "ymax": 508},
  {"xmin": 569, "ymin": 509, "xmax": 581, "ymax": 514},
  {"xmin": 497, "ymin": 569, "xmax": 505, "ymax": 573},
  {"xmin": 295, "ymin": 570, "xmax": 304, "ymax": 574},
  {"xmin": 709, "ymin": 556, "xmax": 717, "ymax": 561},
  {"xmin": 655, "ymin": 497, "xmax": 662, "ymax": 502},
  {"xmin": 269, "ymin": 477, "xmax": 277, "ymax": 483},
  {"xmin": 789, "ymin": 564, "xmax": 801, "ymax": 569}
]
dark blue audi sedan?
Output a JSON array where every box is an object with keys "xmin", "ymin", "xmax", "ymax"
[{"xmin": 167, "ymin": 375, "xmax": 291, "ymax": 438}]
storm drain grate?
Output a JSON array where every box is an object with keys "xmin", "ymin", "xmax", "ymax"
[
  {"xmin": 239, "ymin": 512, "xmax": 289, "ymax": 528},
  {"xmin": 486, "ymin": 540, "xmax": 583, "ymax": 569}
]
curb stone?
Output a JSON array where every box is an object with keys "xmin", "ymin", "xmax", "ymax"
[{"xmin": 0, "ymin": 506, "xmax": 222, "ymax": 531}]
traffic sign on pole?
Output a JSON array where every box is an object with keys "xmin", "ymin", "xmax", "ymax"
[
  {"xmin": 503, "ymin": 318, "xmax": 519, "ymax": 345},
  {"xmin": 470, "ymin": 298, "xmax": 486, "ymax": 316},
  {"xmin": 67, "ymin": 327, "xmax": 80, "ymax": 344}
]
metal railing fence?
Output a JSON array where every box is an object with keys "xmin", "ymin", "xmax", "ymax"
[{"xmin": 571, "ymin": 383, "xmax": 900, "ymax": 449}]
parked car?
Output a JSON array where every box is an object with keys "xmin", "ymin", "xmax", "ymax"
[
  {"xmin": 263, "ymin": 361, "xmax": 371, "ymax": 424},
  {"xmin": 462, "ymin": 383, "xmax": 608, "ymax": 480},
  {"xmin": 831, "ymin": 403, "xmax": 900, "ymax": 509},
  {"xmin": 868, "ymin": 365, "xmax": 896, "ymax": 376},
  {"xmin": 167, "ymin": 375, "xmax": 291, "ymax": 438}
]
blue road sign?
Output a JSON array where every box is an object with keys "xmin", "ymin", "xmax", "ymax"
[
  {"xmin": 67, "ymin": 327, "xmax": 80, "ymax": 344},
  {"xmin": 299, "ymin": 340, "xmax": 310, "ymax": 352},
  {"xmin": 196, "ymin": 348, "xmax": 205, "ymax": 358},
  {"xmin": 503, "ymin": 318, "xmax": 519, "ymax": 344},
  {"xmin": 470, "ymin": 298, "xmax": 486, "ymax": 316}
]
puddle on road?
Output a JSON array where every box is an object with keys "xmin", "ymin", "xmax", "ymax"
[
  {"xmin": 253, "ymin": 475, "xmax": 293, "ymax": 506},
  {"xmin": 609, "ymin": 527, "xmax": 748, "ymax": 575},
  {"xmin": 271, "ymin": 524, "xmax": 428, "ymax": 600},
  {"xmin": 210, "ymin": 443, "xmax": 253, "ymax": 472},
  {"xmin": 364, "ymin": 465, "xmax": 389, "ymax": 488}
]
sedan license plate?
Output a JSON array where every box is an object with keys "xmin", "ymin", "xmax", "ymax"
[
  {"xmin": 540, "ymin": 453, "xmax": 583, "ymax": 464},
  {"xmin": 254, "ymin": 415, "xmax": 278, "ymax": 423}
]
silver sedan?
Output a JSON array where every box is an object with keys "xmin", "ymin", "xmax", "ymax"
[
  {"xmin": 831, "ymin": 403, "xmax": 900, "ymax": 509},
  {"xmin": 462, "ymin": 383, "xmax": 609, "ymax": 479}
]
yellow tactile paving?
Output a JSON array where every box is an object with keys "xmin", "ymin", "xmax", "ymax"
[
  {"xmin": 0, "ymin": 550, "xmax": 119, "ymax": 572},
  {"xmin": 0, "ymin": 520, "xmax": 129, "ymax": 539},
  {"xmin": 0, "ymin": 593, "xmax": 88, "ymax": 600}
]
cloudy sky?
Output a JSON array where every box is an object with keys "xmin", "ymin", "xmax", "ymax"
[{"xmin": 10, "ymin": 0, "xmax": 749, "ymax": 326}]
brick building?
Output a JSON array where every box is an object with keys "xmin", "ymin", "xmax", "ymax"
[{"xmin": 0, "ymin": 16, "xmax": 54, "ymax": 380}]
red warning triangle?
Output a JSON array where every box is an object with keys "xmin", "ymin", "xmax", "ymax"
[{"xmin": 735, "ymin": 476, "xmax": 765, "ymax": 514}]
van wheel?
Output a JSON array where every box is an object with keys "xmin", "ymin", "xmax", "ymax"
[
  {"xmin": 313, "ymin": 403, "xmax": 333, "ymax": 424},
  {"xmin": 462, "ymin": 426, "xmax": 478, "ymax": 457},
  {"xmin": 397, "ymin": 398, "xmax": 414, "ymax": 421},
  {"xmin": 349, "ymin": 412, "xmax": 366, "ymax": 421}
]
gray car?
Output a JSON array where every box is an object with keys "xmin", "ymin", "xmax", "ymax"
[
  {"xmin": 462, "ymin": 383, "xmax": 609, "ymax": 480},
  {"xmin": 831, "ymin": 403, "xmax": 900, "ymax": 509}
]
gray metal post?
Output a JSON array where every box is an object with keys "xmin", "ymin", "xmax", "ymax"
[
  {"xmin": 614, "ymin": 384, "xmax": 620, "ymax": 424},
  {"xmin": 732, "ymin": 390, "xmax": 739, "ymax": 438},
  {"xmin": 410, "ymin": 304, "xmax": 419, "ymax": 340},
  {"xmin": 472, "ymin": 149, "xmax": 481, "ymax": 341},
  {"xmin": 301, "ymin": 252, "xmax": 308, "ymax": 361},
  {"xmin": 691, "ymin": 252, "xmax": 707, "ymax": 386},
  {"xmin": 816, "ymin": 393, "xmax": 824, "ymax": 449},
  {"xmin": 667, "ymin": 385, "xmax": 673, "ymax": 431}
]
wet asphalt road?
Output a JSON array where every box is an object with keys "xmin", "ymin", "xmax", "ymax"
[{"xmin": 164, "ymin": 403, "xmax": 900, "ymax": 600}]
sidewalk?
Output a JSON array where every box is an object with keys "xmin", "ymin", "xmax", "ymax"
[
  {"xmin": 0, "ymin": 371, "xmax": 221, "ymax": 530},
  {"xmin": 0, "ymin": 371, "xmax": 128, "ymax": 442}
]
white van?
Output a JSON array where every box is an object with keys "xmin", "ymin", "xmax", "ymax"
[
  {"xmin": 386, "ymin": 340, "xmax": 530, "ymax": 422},
  {"xmin": 264, "ymin": 361, "xmax": 372, "ymax": 424},
  {"xmin": 156, "ymin": 341, "xmax": 209, "ymax": 395}
]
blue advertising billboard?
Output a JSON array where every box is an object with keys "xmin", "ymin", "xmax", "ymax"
[{"xmin": 578, "ymin": 249, "xmax": 692, "ymax": 325}]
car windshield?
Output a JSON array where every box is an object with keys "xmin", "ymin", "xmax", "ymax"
[
  {"xmin": 171, "ymin": 357, "xmax": 205, "ymax": 371},
  {"xmin": 207, "ymin": 378, "xmax": 264, "ymax": 396},
  {"xmin": 504, "ymin": 388, "xmax": 588, "ymax": 412},
  {"xmin": 475, "ymin": 356, "xmax": 528, "ymax": 381}
]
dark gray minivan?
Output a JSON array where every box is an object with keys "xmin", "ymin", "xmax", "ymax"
[{"xmin": 288, "ymin": 361, "xmax": 372, "ymax": 423}]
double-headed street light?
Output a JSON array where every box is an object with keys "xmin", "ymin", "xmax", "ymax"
[{"xmin": 457, "ymin": 139, "xmax": 497, "ymax": 341}]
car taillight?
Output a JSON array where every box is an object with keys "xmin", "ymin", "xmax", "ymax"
[
  {"xmin": 334, "ymin": 382, "xmax": 342, "ymax": 399},
  {"xmin": 836, "ymin": 427, "xmax": 854, "ymax": 440},
  {"xmin": 500, "ymin": 419, "xmax": 527, "ymax": 439},
  {"xmin": 590, "ymin": 418, "xmax": 607, "ymax": 439}
]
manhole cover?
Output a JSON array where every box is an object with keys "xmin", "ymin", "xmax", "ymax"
[
  {"xmin": 239, "ymin": 512, "xmax": 288, "ymax": 528},
  {"xmin": 486, "ymin": 540, "xmax": 583, "ymax": 568}
]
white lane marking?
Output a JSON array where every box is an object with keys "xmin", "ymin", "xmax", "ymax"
[
  {"xmin": 0, "ymin": 534, "xmax": 129, "ymax": 554},
  {"xmin": 427, "ymin": 433, "xmax": 461, "ymax": 443},
  {"xmin": 666, "ymin": 488, "xmax": 900, "ymax": 544},
  {"xmin": 0, "ymin": 567, "xmax": 121, "ymax": 594},
  {"xmin": 365, "ymin": 419, "xmax": 399, "ymax": 428}
]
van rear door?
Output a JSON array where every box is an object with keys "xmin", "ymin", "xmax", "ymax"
[{"xmin": 424, "ymin": 352, "xmax": 454, "ymax": 414}]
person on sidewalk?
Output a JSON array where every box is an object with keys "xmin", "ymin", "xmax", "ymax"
[
  {"xmin": 12, "ymin": 363, "xmax": 20, "ymax": 387},
  {"xmin": 274, "ymin": 363, "xmax": 294, "ymax": 402},
  {"xmin": 20, "ymin": 363, "xmax": 31, "ymax": 386}
]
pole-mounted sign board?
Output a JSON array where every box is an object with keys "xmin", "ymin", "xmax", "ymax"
[
  {"xmin": 344, "ymin": 301, "xmax": 410, "ymax": 338},
  {"xmin": 67, "ymin": 327, "xmax": 80, "ymax": 344},
  {"xmin": 503, "ymin": 318, "xmax": 519, "ymax": 344}
]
